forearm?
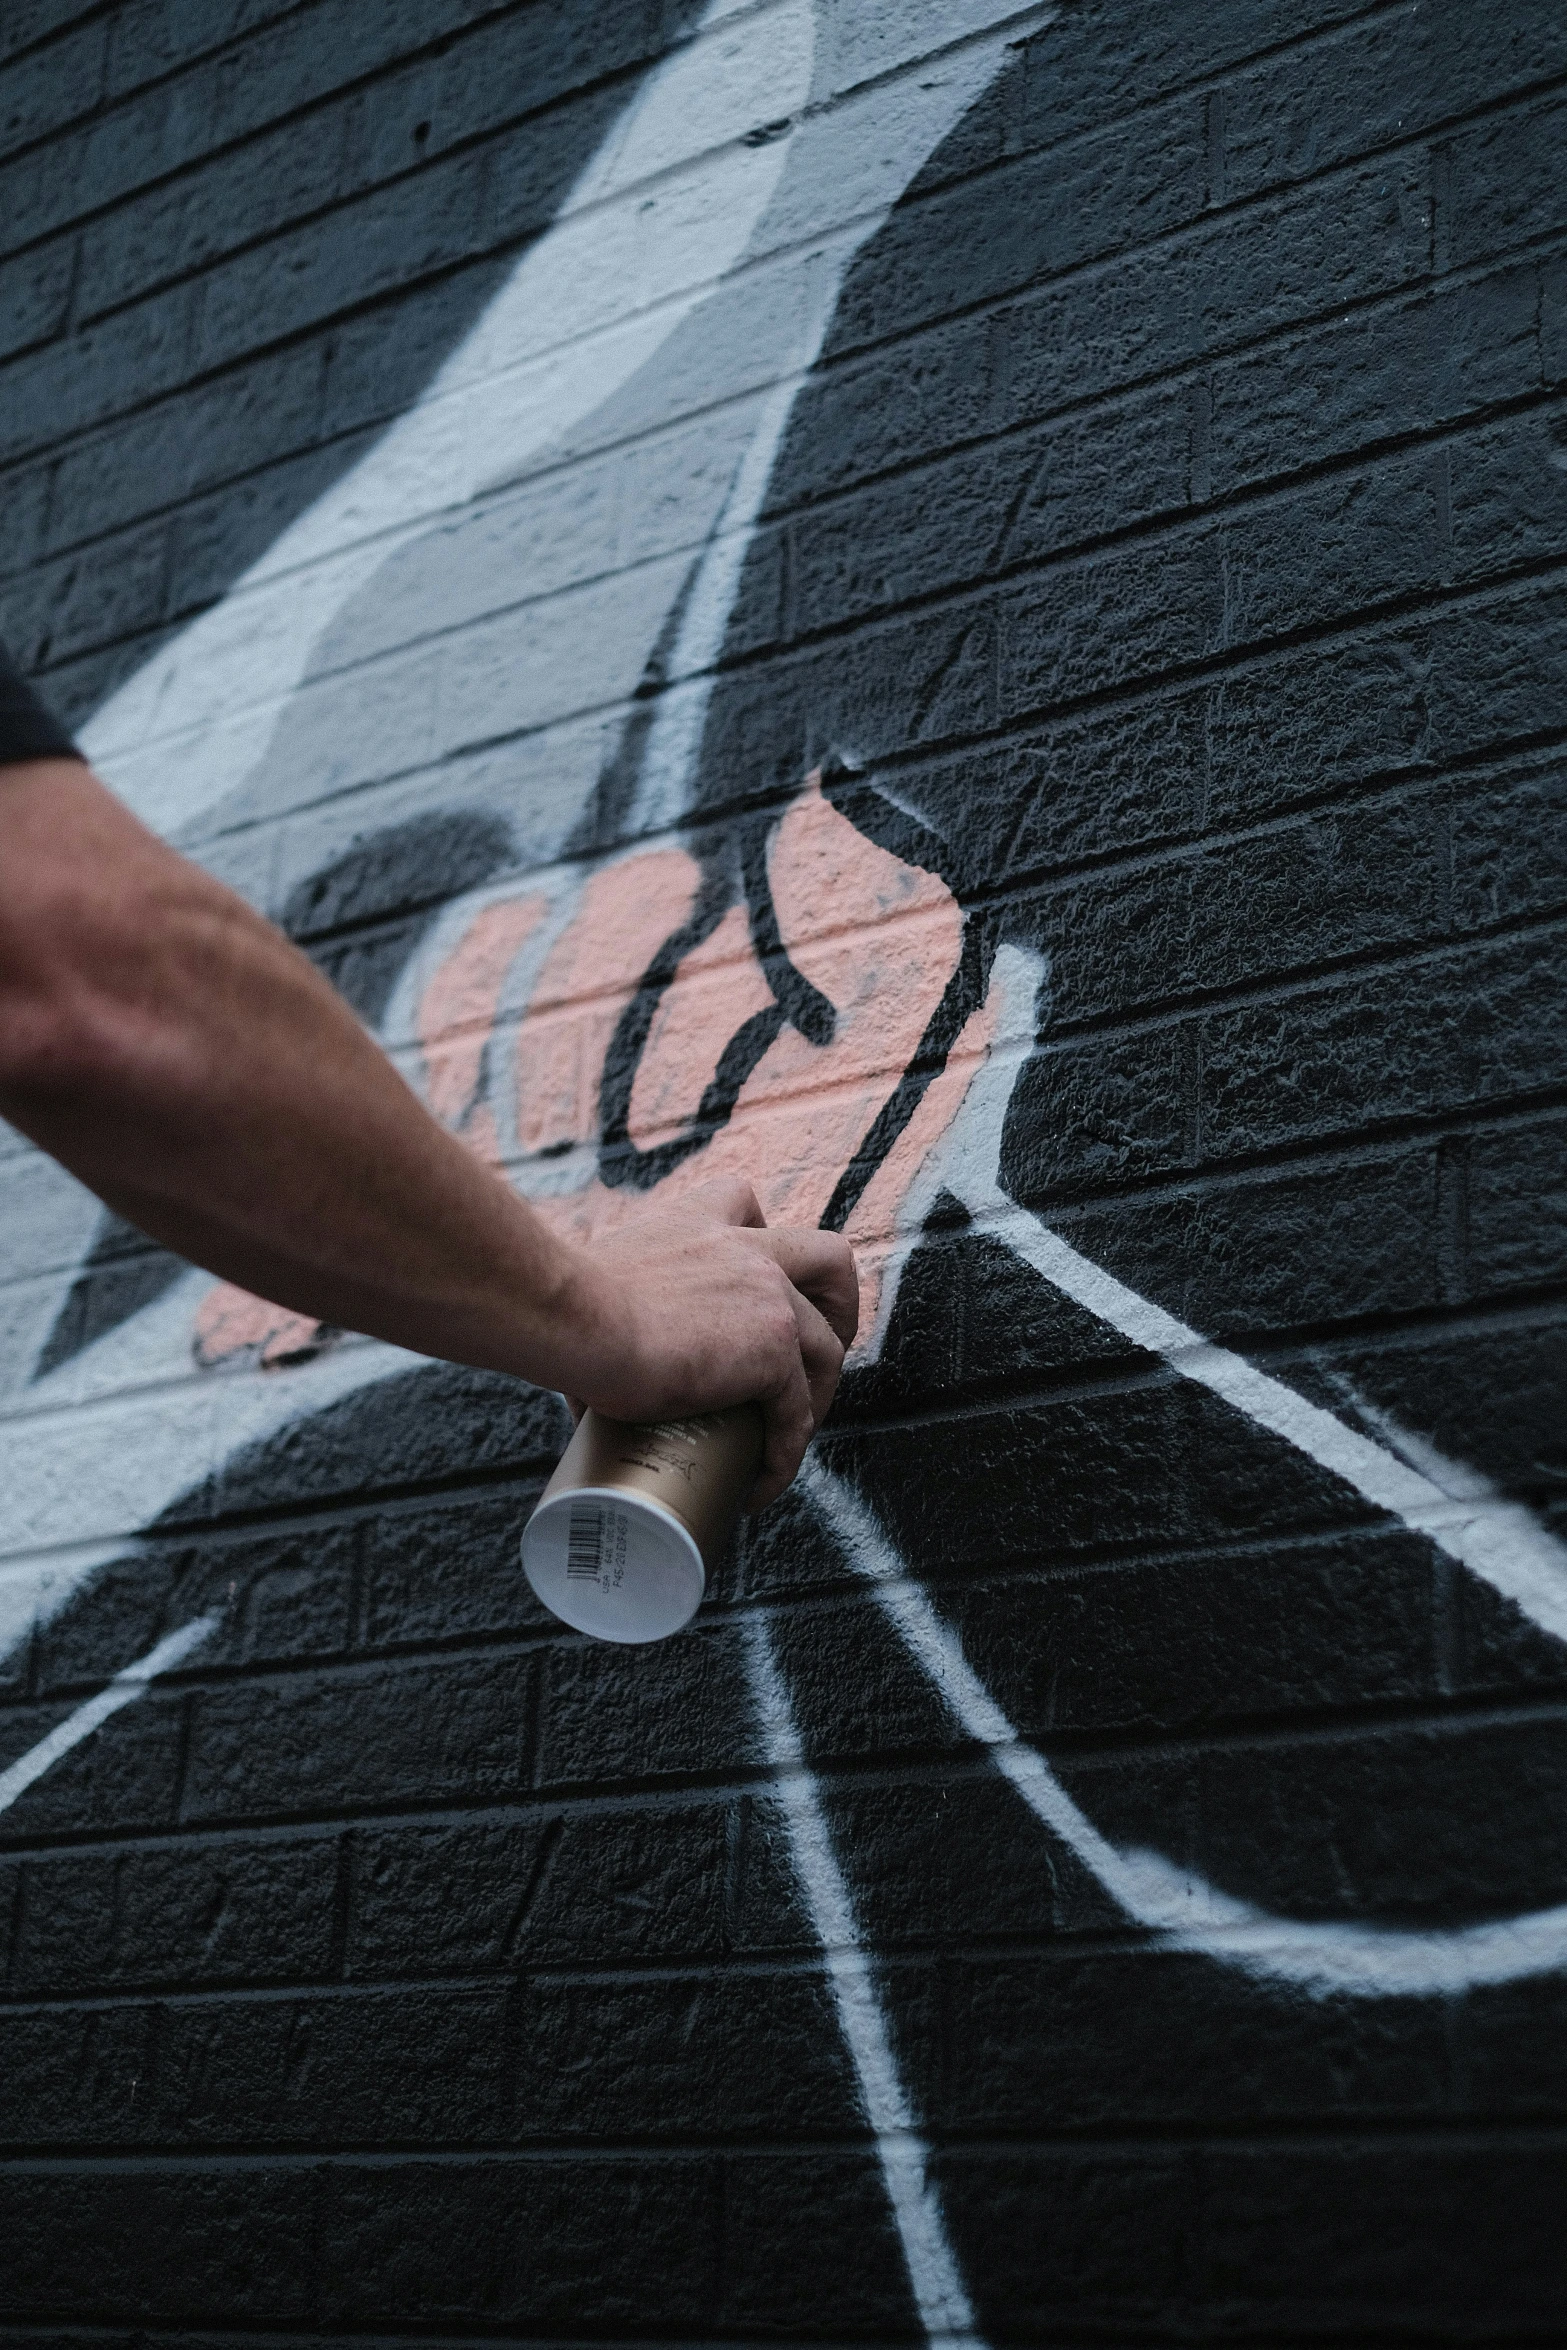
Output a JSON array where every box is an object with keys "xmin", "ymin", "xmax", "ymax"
[
  {"xmin": 1, "ymin": 757, "xmax": 860, "ymax": 1498},
  {"xmin": 0, "ymin": 760, "xmax": 596, "ymax": 1385}
]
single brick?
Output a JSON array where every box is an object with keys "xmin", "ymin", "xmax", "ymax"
[
  {"xmin": 1449, "ymin": 405, "xmax": 1567, "ymax": 580},
  {"xmin": 1450, "ymin": 88, "xmax": 1567, "ymax": 272},
  {"xmin": 538, "ymin": 1619, "xmax": 761, "ymax": 1791},
  {"xmin": 361, "ymin": 1486, "xmax": 542, "ymax": 1651},
  {"xmin": 0, "ymin": 2161, "xmax": 321, "ymax": 2324},
  {"xmin": 513, "ymin": 1963, "xmax": 874, "ymax": 2141},
  {"xmin": 317, "ymin": 2152, "xmax": 716, "ymax": 2330},
  {"xmin": 942, "ymin": 1943, "xmax": 1451, "ymax": 2135},
  {"xmin": 1453, "ymin": 761, "xmax": 1567, "ymax": 933},
  {"xmin": 180, "ymin": 1649, "xmax": 536, "ymax": 1824},
  {"xmin": 7, "ymin": 1829, "xmax": 342, "ymax": 1994},
  {"xmin": 0, "ymin": 236, "xmax": 75, "ymax": 366},
  {"xmin": 347, "ymin": 1802, "xmax": 730, "ymax": 1976},
  {"xmin": 0, "ymin": 2003, "xmax": 156, "ymax": 2146},
  {"xmin": 0, "ymin": 458, "xmax": 52, "ymax": 579},
  {"xmin": 1198, "ymin": 931, "xmax": 1567, "ymax": 1161},
  {"xmin": 999, "ymin": 1018, "xmax": 1191, "ymax": 1201},
  {"xmin": 148, "ymin": 1982, "xmax": 514, "ymax": 2146}
]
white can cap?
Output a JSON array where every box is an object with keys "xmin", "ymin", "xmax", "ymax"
[{"xmin": 521, "ymin": 1485, "xmax": 705, "ymax": 1643}]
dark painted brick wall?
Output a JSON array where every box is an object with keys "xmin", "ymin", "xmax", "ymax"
[{"xmin": 2, "ymin": 1, "xmax": 1567, "ymax": 2341}]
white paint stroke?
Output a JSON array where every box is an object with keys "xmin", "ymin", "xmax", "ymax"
[
  {"xmin": 880, "ymin": 945, "xmax": 1567, "ymax": 1648},
  {"xmin": 80, "ymin": 0, "xmax": 817, "ymax": 836},
  {"xmin": 0, "ymin": 1265, "xmax": 421, "ymax": 1663},
  {"xmin": 625, "ymin": 9, "xmax": 1054, "ymax": 837},
  {"xmin": 0, "ymin": 1613, "xmax": 218, "ymax": 1817},
  {"xmin": 802, "ymin": 1454, "xmax": 1567, "ymax": 1999},
  {"xmin": 740, "ymin": 1612, "xmax": 990, "ymax": 2348}
]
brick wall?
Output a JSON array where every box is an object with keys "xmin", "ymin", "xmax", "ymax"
[{"xmin": 2, "ymin": 0, "xmax": 1567, "ymax": 2338}]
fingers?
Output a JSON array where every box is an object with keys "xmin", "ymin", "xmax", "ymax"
[
  {"xmin": 689, "ymin": 1174, "xmax": 766, "ymax": 1229},
  {"xmin": 750, "ymin": 1349, "xmax": 818, "ymax": 1511},
  {"xmin": 744, "ymin": 1273, "xmax": 845, "ymax": 1510},
  {"xmin": 762, "ymin": 1225, "xmax": 860, "ymax": 1350},
  {"xmin": 789, "ymin": 1282, "xmax": 846, "ymax": 1429}
]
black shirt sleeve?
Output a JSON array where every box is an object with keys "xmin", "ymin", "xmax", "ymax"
[{"xmin": 0, "ymin": 639, "xmax": 85, "ymax": 767}]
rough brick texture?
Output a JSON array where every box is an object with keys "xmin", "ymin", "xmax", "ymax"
[{"xmin": 2, "ymin": 0, "xmax": 1566, "ymax": 2340}]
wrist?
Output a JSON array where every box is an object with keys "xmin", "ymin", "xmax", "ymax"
[{"xmin": 519, "ymin": 1226, "xmax": 614, "ymax": 1399}]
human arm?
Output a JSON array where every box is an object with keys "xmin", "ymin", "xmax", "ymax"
[{"xmin": 0, "ymin": 754, "xmax": 856, "ymax": 1505}]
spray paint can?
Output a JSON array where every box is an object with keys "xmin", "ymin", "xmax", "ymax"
[{"xmin": 521, "ymin": 1403, "xmax": 765, "ymax": 1643}]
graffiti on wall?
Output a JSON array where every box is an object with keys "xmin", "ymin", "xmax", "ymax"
[{"xmin": 5, "ymin": 0, "xmax": 1567, "ymax": 2334}]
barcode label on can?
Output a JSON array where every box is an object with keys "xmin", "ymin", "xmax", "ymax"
[{"xmin": 566, "ymin": 1505, "xmax": 605, "ymax": 1579}]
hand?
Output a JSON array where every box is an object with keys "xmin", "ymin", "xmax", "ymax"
[{"xmin": 549, "ymin": 1177, "xmax": 859, "ymax": 1508}]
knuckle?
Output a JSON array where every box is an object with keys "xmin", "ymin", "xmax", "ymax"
[{"xmin": 764, "ymin": 1303, "xmax": 798, "ymax": 1354}]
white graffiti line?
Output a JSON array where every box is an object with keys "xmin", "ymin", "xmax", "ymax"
[
  {"xmin": 740, "ymin": 1612, "xmax": 990, "ymax": 2350},
  {"xmin": 801, "ymin": 1453, "xmax": 1567, "ymax": 2001},
  {"xmin": 0, "ymin": 1293, "xmax": 421, "ymax": 1664},
  {"xmin": 81, "ymin": 0, "xmax": 817, "ymax": 838},
  {"xmin": 0, "ymin": 1614, "xmax": 218, "ymax": 1818},
  {"xmin": 988, "ymin": 1210, "xmax": 1567, "ymax": 1643},
  {"xmin": 887, "ymin": 945, "xmax": 1567, "ymax": 1649}
]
